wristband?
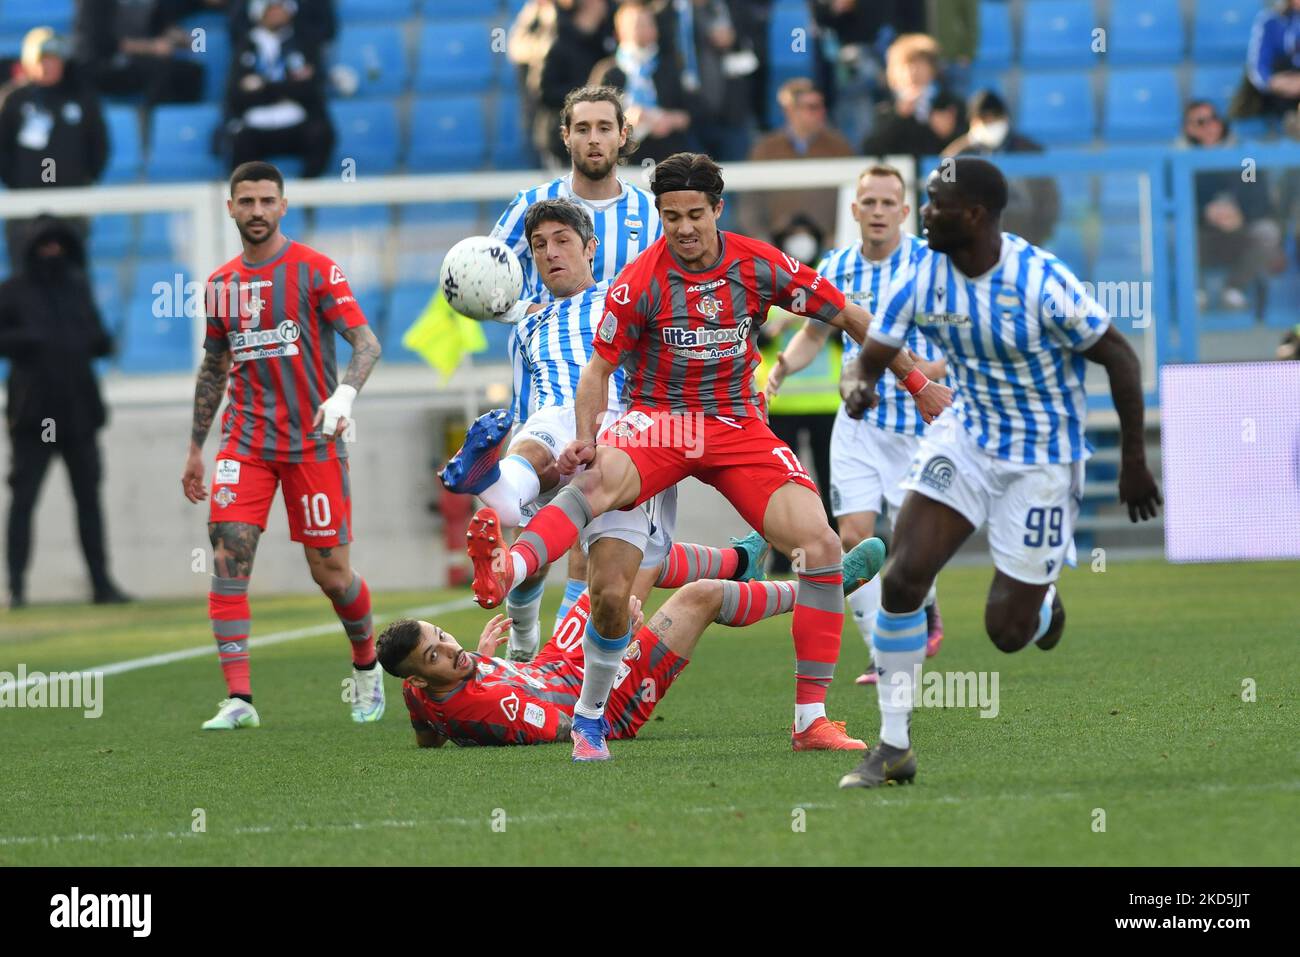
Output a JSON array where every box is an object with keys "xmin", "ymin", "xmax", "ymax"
[{"xmin": 901, "ymin": 368, "xmax": 929, "ymax": 395}]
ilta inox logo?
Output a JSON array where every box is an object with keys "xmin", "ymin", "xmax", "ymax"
[
  {"xmin": 662, "ymin": 316, "xmax": 753, "ymax": 348},
  {"xmin": 50, "ymin": 888, "xmax": 151, "ymax": 937},
  {"xmin": 0, "ymin": 666, "xmax": 103, "ymax": 718},
  {"xmin": 884, "ymin": 667, "xmax": 1000, "ymax": 718}
]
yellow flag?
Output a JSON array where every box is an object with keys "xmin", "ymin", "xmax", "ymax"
[{"xmin": 400, "ymin": 291, "xmax": 488, "ymax": 379}]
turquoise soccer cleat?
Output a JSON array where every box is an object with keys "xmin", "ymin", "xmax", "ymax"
[
  {"xmin": 843, "ymin": 537, "xmax": 887, "ymax": 595},
  {"xmin": 730, "ymin": 530, "xmax": 770, "ymax": 582}
]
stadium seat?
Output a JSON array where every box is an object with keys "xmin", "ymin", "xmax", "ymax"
[
  {"xmin": 1099, "ymin": 172, "xmax": 1143, "ymax": 217},
  {"xmin": 398, "ymin": 201, "xmax": 481, "ymax": 225},
  {"xmin": 1192, "ymin": 0, "xmax": 1263, "ymax": 64},
  {"xmin": 135, "ymin": 213, "xmax": 183, "ymax": 259},
  {"xmin": 394, "ymin": 246, "xmax": 448, "ymax": 283},
  {"xmin": 1054, "ymin": 174, "xmax": 1092, "ymax": 221},
  {"xmin": 1108, "ymin": 0, "xmax": 1184, "ymax": 66},
  {"xmin": 492, "ymin": 94, "xmax": 530, "ymax": 170},
  {"xmin": 118, "ymin": 295, "xmax": 194, "ymax": 373},
  {"xmin": 0, "ymin": 33, "xmax": 22, "ymax": 59},
  {"xmin": 769, "ymin": 1, "xmax": 815, "ymax": 72},
  {"xmin": 413, "ymin": 21, "xmax": 497, "ymax": 94},
  {"xmin": 145, "ymin": 104, "xmax": 223, "ymax": 181},
  {"xmin": 967, "ymin": 66, "xmax": 1013, "ymax": 103},
  {"xmin": 103, "ymin": 106, "xmax": 143, "ymax": 184},
  {"xmin": 88, "ymin": 215, "xmax": 134, "ymax": 263},
  {"xmin": 1191, "ymin": 64, "xmax": 1246, "ymax": 114},
  {"xmin": 89, "ymin": 265, "xmax": 123, "ymax": 316},
  {"xmin": 1094, "ymin": 221, "xmax": 1145, "ymax": 281},
  {"xmin": 329, "ymin": 99, "xmax": 401, "ymax": 175},
  {"xmin": 1020, "ymin": 1, "xmax": 1100, "ymax": 69},
  {"xmin": 0, "ymin": 0, "xmax": 73, "ymax": 33},
  {"xmin": 974, "ymin": 1, "xmax": 1014, "ymax": 68},
  {"xmin": 1264, "ymin": 273, "xmax": 1300, "ymax": 328},
  {"xmin": 1103, "ymin": 69, "xmax": 1181, "ymax": 142},
  {"xmin": 177, "ymin": 13, "xmax": 231, "ymax": 102},
  {"xmin": 1046, "ymin": 223, "xmax": 1089, "ymax": 277},
  {"xmin": 313, "ymin": 206, "xmax": 394, "ymax": 231},
  {"xmin": 422, "ymin": 0, "xmax": 500, "ymax": 17},
  {"xmin": 339, "ymin": 0, "xmax": 413, "ymax": 19},
  {"xmin": 382, "ymin": 283, "xmax": 434, "ymax": 362},
  {"xmin": 1018, "ymin": 70, "xmax": 1095, "ymax": 146},
  {"xmin": 279, "ymin": 206, "xmax": 308, "ymax": 238},
  {"xmin": 407, "ymin": 96, "xmax": 488, "ymax": 171},
  {"xmin": 331, "ymin": 24, "xmax": 407, "ymax": 97}
]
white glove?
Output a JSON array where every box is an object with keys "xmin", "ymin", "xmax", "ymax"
[{"xmin": 318, "ymin": 384, "xmax": 357, "ymax": 439}]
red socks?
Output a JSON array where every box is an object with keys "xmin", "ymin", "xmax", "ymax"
[
  {"xmin": 792, "ymin": 565, "xmax": 844, "ymax": 706},
  {"xmin": 656, "ymin": 543, "xmax": 741, "ymax": 588},
  {"xmin": 714, "ymin": 580, "xmax": 797, "ymax": 625},
  {"xmin": 332, "ymin": 573, "xmax": 375, "ymax": 667},
  {"xmin": 209, "ymin": 576, "xmax": 251, "ymax": 699}
]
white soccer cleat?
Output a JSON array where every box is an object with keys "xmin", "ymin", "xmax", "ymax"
[
  {"xmin": 350, "ymin": 665, "xmax": 386, "ymax": 723},
  {"xmin": 201, "ymin": 697, "xmax": 261, "ymax": 731}
]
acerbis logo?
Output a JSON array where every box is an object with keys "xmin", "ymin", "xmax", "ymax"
[
  {"xmin": 662, "ymin": 316, "xmax": 752, "ymax": 348},
  {"xmin": 686, "ymin": 278, "xmax": 726, "ymax": 293},
  {"xmin": 610, "ymin": 283, "xmax": 631, "ymax": 305},
  {"xmin": 918, "ymin": 456, "xmax": 956, "ymax": 493},
  {"xmin": 781, "ymin": 253, "xmax": 802, "ymax": 274},
  {"xmin": 499, "ymin": 691, "xmax": 520, "ymax": 722},
  {"xmin": 329, "ymin": 265, "xmax": 346, "ymax": 284}
]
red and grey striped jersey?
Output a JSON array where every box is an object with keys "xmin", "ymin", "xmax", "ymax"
[
  {"xmin": 592, "ymin": 231, "xmax": 847, "ymax": 418},
  {"xmin": 203, "ymin": 240, "xmax": 368, "ymax": 462}
]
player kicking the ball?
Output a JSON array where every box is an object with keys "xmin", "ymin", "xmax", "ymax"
[
  {"xmin": 182, "ymin": 161, "xmax": 383, "ymax": 730},
  {"xmin": 467, "ymin": 152, "xmax": 952, "ymax": 760},
  {"xmin": 378, "ymin": 545, "xmax": 886, "ymax": 748},
  {"xmin": 768, "ymin": 164, "xmax": 950, "ymax": 686},
  {"xmin": 838, "ymin": 157, "xmax": 1161, "ymax": 788}
]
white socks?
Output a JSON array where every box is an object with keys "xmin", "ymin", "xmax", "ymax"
[
  {"xmin": 872, "ymin": 605, "xmax": 928, "ymax": 749},
  {"xmin": 506, "ymin": 579, "xmax": 545, "ymax": 658},
  {"xmin": 794, "ymin": 703, "xmax": 826, "ymax": 734},
  {"xmin": 478, "ymin": 455, "xmax": 541, "ymax": 528},
  {"xmin": 574, "ymin": 620, "xmax": 631, "ymax": 720},
  {"xmin": 847, "ymin": 574, "xmax": 881, "ymax": 652}
]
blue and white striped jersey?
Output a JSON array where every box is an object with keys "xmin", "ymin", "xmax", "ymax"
[
  {"xmin": 507, "ymin": 280, "xmax": 623, "ymax": 422},
  {"xmin": 871, "ymin": 233, "xmax": 1110, "ymax": 464},
  {"xmin": 818, "ymin": 233, "xmax": 941, "ymax": 437},
  {"xmin": 490, "ymin": 173, "xmax": 662, "ymax": 303}
]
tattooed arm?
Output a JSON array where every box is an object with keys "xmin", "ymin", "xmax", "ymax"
[
  {"xmin": 313, "ymin": 324, "xmax": 382, "ymax": 440},
  {"xmin": 182, "ymin": 346, "xmax": 232, "ymax": 503}
]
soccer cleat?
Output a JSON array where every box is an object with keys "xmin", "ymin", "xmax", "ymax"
[
  {"xmin": 843, "ymin": 537, "xmax": 887, "ymax": 595},
  {"xmin": 350, "ymin": 665, "xmax": 386, "ymax": 723},
  {"xmin": 925, "ymin": 599, "xmax": 944, "ymax": 658},
  {"xmin": 571, "ymin": 714, "xmax": 611, "ymax": 762},
  {"xmin": 730, "ymin": 530, "xmax": 769, "ymax": 582},
  {"xmin": 791, "ymin": 717, "xmax": 868, "ymax": 751},
  {"xmin": 466, "ymin": 507, "xmax": 512, "ymax": 608},
  {"xmin": 838, "ymin": 742, "xmax": 917, "ymax": 788},
  {"xmin": 438, "ymin": 408, "xmax": 514, "ymax": 495},
  {"xmin": 1035, "ymin": 586, "xmax": 1065, "ymax": 651},
  {"xmin": 201, "ymin": 697, "xmax": 260, "ymax": 731}
]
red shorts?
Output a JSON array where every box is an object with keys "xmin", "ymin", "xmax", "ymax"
[
  {"xmin": 597, "ymin": 406, "xmax": 820, "ymax": 535},
  {"xmin": 536, "ymin": 614, "xmax": 687, "ymax": 741},
  {"xmin": 208, "ymin": 452, "xmax": 353, "ymax": 547}
]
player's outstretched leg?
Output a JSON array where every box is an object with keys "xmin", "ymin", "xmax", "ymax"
[
  {"xmin": 506, "ymin": 568, "xmax": 547, "ymax": 662},
  {"xmin": 438, "ymin": 408, "xmax": 514, "ymax": 495},
  {"xmin": 203, "ymin": 521, "xmax": 262, "ymax": 731},
  {"xmin": 985, "ymin": 573, "xmax": 1064, "ymax": 653},
  {"xmin": 653, "ymin": 533, "xmax": 768, "ymax": 588}
]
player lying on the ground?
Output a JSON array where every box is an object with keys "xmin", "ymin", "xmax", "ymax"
[
  {"xmin": 838, "ymin": 157, "xmax": 1162, "ymax": 789},
  {"xmin": 481, "ymin": 85, "xmax": 665, "ymax": 649},
  {"xmin": 378, "ymin": 540, "xmax": 884, "ymax": 747},
  {"xmin": 768, "ymin": 162, "xmax": 950, "ymax": 685},
  {"xmin": 181, "ymin": 161, "xmax": 385, "ymax": 731},
  {"xmin": 467, "ymin": 152, "xmax": 952, "ymax": 761}
]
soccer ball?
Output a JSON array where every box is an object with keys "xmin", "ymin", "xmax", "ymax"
[{"xmin": 439, "ymin": 236, "xmax": 525, "ymax": 323}]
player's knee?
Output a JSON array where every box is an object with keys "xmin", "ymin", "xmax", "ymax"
[
  {"xmin": 676, "ymin": 579, "xmax": 722, "ymax": 617},
  {"xmin": 798, "ymin": 526, "xmax": 842, "ymax": 571},
  {"xmin": 590, "ymin": 576, "xmax": 635, "ymax": 633},
  {"xmin": 311, "ymin": 564, "xmax": 351, "ymax": 599},
  {"xmin": 984, "ymin": 605, "xmax": 1036, "ymax": 653}
]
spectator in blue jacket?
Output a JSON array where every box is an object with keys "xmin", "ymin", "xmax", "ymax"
[{"xmin": 1246, "ymin": 0, "xmax": 1300, "ymax": 116}]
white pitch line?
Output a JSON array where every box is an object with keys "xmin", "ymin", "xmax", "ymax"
[{"xmin": 0, "ymin": 596, "xmax": 477, "ymax": 692}]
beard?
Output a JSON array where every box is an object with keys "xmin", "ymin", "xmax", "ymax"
[
  {"xmin": 572, "ymin": 148, "xmax": 616, "ymax": 181},
  {"xmin": 238, "ymin": 219, "xmax": 275, "ymax": 245}
]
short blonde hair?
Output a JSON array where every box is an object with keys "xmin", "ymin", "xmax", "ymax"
[
  {"xmin": 777, "ymin": 77, "xmax": 821, "ymax": 112},
  {"xmin": 885, "ymin": 33, "xmax": 941, "ymax": 92}
]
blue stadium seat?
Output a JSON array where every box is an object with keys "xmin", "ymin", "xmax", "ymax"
[
  {"xmin": 1191, "ymin": 64, "xmax": 1246, "ymax": 114},
  {"xmin": 975, "ymin": 1, "xmax": 1014, "ymax": 68},
  {"xmin": 89, "ymin": 215, "xmax": 134, "ymax": 263},
  {"xmin": 414, "ymin": 21, "xmax": 496, "ymax": 93},
  {"xmin": 135, "ymin": 213, "xmax": 181, "ymax": 259},
  {"xmin": 177, "ymin": 13, "xmax": 231, "ymax": 101},
  {"xmin": 1054, "ymin": 174, "xmax": 1093, "ymax": 221},
  {"xmin": 1099, "ymin": 173, "xmax": 1142, "ymax": 217},
  {"xmin": 331, "ymin": 24, "xmax": 407, "ymax": 97},
  {"xmin": 129, "ymin": 260, "xmax": 189, "ymax": 302},
  {"xmin": 279, "ymin": 206, "xmax": 308, "ymax": 238},
  {"xmin": 407, "ymin": 96, "xmax": 488, "ymax": 171},
  {"xmin": 329, "ymin": 99, "xmax": 401, "ymax": 175},
  {"xmin": 968, "ymin": 66, "xmax": 1012, "ymax": 103},
  {"xmin": 382, "ymin": 283, "xmax": 433, "ymax": 362},
  {"xmin": 1094, "ymin": 222, "xmax": 1144, "ymax": 281},
  {"xmin": 398, "ymin": 201, "xmax": 482, "ymax": 225},
  {"xmin": 422, "ymin": 0, "xmax": 500, "ymax": 17},
  {"xmin": 0, "ymin": 0, "xmax": 73, "ymax": 33},
  {"xmin": 491, "ymin": 94, "xmax": 529, "ymax": 169},
  {"xmin": 0, "ymin": 33, "xmax": 22, "ymax": 58},
  {"xmin": 394, "ymin": 246, "xmax": 448, "ymax": 283},
  {"xmin": 339, "ymin": 0, "xmax": 413, "ymax": 19},
  {"xmin": 1108, "ymin": 0, "xmax": 1184, "ymax": 66},
  {"xmin": 769, "ymin": 2, "xmax": 814, "ymax": 72},
  {"xmin": 314, "ymin": 206, "xmax": 394, "ymax": 231},
  {"xmin": 1103, "ymin": 68, "xmax": 1180, "ymax": 142},
  {"xmin": 103, "ymin": 106, "xmax": 143, "ymax": 183},
  {"xmin": 1192, "ymin": 0, "xmax": 1262, "ymax": 64},
  {"xmin": 1020, "ymin": 1, "xmax": 1100, "ymax": 69},
  {"xmin": 1018, "ymin": 70, "xmax": 1095, "ymax": 146},
  {"xmin": 118, "ymin": 296, "xmax": 194, "ymax": 373},
  {"xmin": 1046, "ymin": 223, "xmax": 1089, "ymax": 277},
  {"xmin": 146, "ymin": 104, "xmax": 222, "ymax": 181}
]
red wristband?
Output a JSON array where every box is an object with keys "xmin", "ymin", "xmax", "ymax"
[{"xmin": 901, "ymin": 368, "xmax": 929, "ymax": 395}]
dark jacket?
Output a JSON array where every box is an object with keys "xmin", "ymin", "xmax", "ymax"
[
  {"xmin": 0, "ymin": 70, "xmax": 108, "ymax": 189},
  {"xmin": 74, "ymin": 0, "xmax": 193, "ymax": 68},
  {"xmin": 223, "ymin": 27, "xmax": 328, "ymax": 130},
  {"xmin": 0, "ymin": 217, "xmax": 112, "ymax": 436}
]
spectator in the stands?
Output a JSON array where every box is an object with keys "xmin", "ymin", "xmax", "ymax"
[
  {"xmin": 1243, "ymin": 0, "xmax": 1300, "ymax": 118},
  {"xmin": 0, "ymin": 215, "xmax": 130, "ymax": 609},
  {"xmin": 590, "ymin": 0, "xmax": 691, "ymax": 165},
  {"xmin": 73, "ymin": 0, "xmax": 205, "ymax": 105},
  {"xmin": 862, "ymin": 32, "xmax": 963, "ymax": 158},
  {"xmin": 921, "ymin": 0, "xmax": 978, "ymax": 97},
  {"xmin": 219, "ymin": 0, "xmax": 334, "ymax": 178},
  {"xmin": 229, "ymin": 0, "xmax": 335, "ymax": 55},
  {"xmin": 742, "ymin": 77, "xmax": 852, "ymax": 243},
  {"xmin": 537, "ymin": 0, "xmax": 614, "ymax": 166},
  {"xmin": 1180, "ymin": 99, "xmax": 1285, "ymax": 312},
  {"xmin": 0, "ymin": 28, "xmax": 107, "ymax": 271},
  {"xmin": 941, "ymin": 89, "xmax": 1059, "ymax": 246},
  {"xmin": 728, "ymin": 0, "xmax": 772, "ymax": 132},
  {"xmin": 672, "ymin": 0, "xmax": 758, "ymax": 161},
  {"xmin": 508, "ymin": 0, "xmax": 560, "ymax": 167}
]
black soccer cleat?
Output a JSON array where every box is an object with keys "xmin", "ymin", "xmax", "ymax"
[{"xmin": 837, "ymin": 742, "xmax": 917, "ymax": 789}]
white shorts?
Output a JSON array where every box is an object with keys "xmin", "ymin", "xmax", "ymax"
[
  {"xmin": 902, "ymin": 410, "xmax": 1083, "ymax": 585},
  {"xmin": 582, "ymin": 484, "xmax": 677, "ymax": 570},
  {"xmin": 513, "ymin": 403, "xmax": 618, "ymax": 528},
  {"xmin": 829, "ymin": 406, "xmax": 921, "ymax": 517}
]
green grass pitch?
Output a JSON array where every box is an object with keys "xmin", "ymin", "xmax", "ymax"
[{"xmin": 1, "ymin": 559, "xmax": 1296, "ymax": 866}]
